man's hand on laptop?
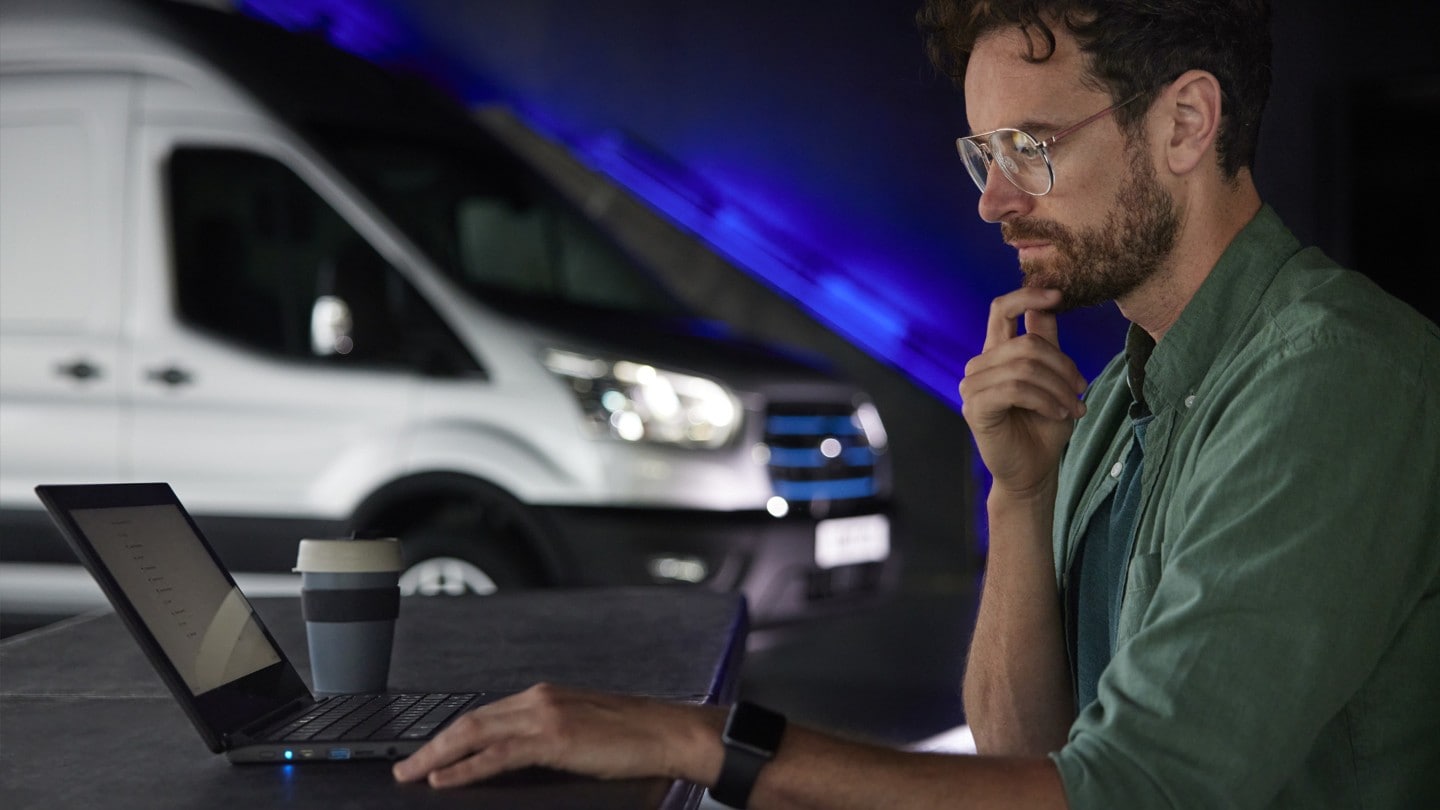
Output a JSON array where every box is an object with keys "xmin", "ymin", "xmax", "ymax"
[{"xmin": 392, "ymin": 683, "xmax": 726, "ymax": 788}]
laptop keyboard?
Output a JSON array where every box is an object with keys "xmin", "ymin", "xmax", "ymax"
[{"xmin": 266, "ymin": 693, "xmax": 478, "ymax": 742}]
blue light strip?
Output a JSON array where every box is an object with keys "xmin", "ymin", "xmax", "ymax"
[
  {"xmin": 765, "ymin": 415, "xmax": 861, "ymax": 436},
  {"xmin": 767, "ymin": 446, "xmax": 876, "ymax": 468},
  {"xmin": 772, "ymin": 477, "xmax": 877, "ymax": 501},
  {"xmin": 238, "ymin": 0, "xmax": 404, "ymax": 59}
]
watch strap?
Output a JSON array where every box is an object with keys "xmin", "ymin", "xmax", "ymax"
[
  {"xmin": 711, "ymin": 702, "xmax": 786, "ymax": 809},
  {"xmin": 712, "ymin": 739, "xmax": 768, "ymax": 808}
]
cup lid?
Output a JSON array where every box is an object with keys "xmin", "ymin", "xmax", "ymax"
[{"xmin": 294, "ymin": 538, "xmax": 403, "ymax": 573}]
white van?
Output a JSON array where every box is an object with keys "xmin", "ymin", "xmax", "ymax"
[{"xmin": 0, "ymin": 0, "xmax": 893, "ymax": 632}]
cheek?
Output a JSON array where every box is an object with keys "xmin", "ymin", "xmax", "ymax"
[
  {"xmin": 1048, "ymin": 134, "xmax": 1141, "ymax": 217},
  {"xmin": 1046, "ymin": 173, "xmax": 1127, "ymax": 237}
]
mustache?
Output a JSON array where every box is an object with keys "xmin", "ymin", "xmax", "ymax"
[{"xmin": 1001, "ymin": 217, "xmax": 1070, "ymax": 244}]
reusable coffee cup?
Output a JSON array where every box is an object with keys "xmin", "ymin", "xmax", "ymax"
[{"xmin": 293, "ymin": 538, "xmax": 404, "ymax": 695}]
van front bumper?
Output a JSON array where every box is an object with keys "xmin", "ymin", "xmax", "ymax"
[{"xmin": 540, "ymin": 504, "xmax": 901, "ymax": 627}]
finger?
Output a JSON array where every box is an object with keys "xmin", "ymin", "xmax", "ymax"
[
  {"xmin": 1020, "ymin": 311, "xmax": 1086, "ymax": 395},
  {"xmin": 393, "ymin": 702, "xmax": 529, "ymax": 782},
  {"xmin": 965, "ymin": 332, "xmax": 1087, "ymax": 397},
  {"xmin": 983, "ymin": 288, "xmax": 1061, "ymax": 351},
  {"xmin": 418, "ymin": 686, "xmax": 613, "ymax": 788},
  {"xmin": 960, "ymin": 363, "xmax": 1086, "ymax": 422},
  {"xmin": 960, "ymin": 353, "xmax": 1080, "ymax": 405},
  {"xmin": 395, "ymin": 683, "xmax": 584, "ymax": 784},
  {"xmin": 393, "ymin": 725, "xmax": 481, "ymax": 783},
  {"xmin": 428, "ymin": 737, "xmax": 541, "ymax": 789},
  {"xmin": 1022, "ymin": 307, "xmax": 1059, "ymax": 348}
]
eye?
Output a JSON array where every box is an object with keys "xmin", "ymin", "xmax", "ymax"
[{"xmin": 1008, "ymin": 132, "xmax": 1044, "ymax": 161}]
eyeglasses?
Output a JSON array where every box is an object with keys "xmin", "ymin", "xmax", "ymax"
[{"xmin": 956, "ymin": 93, "xmax": 1143, "ymax": 196}]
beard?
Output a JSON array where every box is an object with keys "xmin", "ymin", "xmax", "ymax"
[{"xmin": 1002, "ymin": 144, "xmax": 1181, "ymax": 311}]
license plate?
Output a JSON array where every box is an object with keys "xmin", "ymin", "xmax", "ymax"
[{"xmin": 814, "ymin": 514, "xmax": 890, "ymax": 569}]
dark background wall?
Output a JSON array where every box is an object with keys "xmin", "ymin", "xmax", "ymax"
[
  {"xmin": 245, "ymin": 0, "xmax": 1440, "ymax": 575},
  {"xmin": 251, "ymin": 0, "xmax": 1440, "ymax": 371}
]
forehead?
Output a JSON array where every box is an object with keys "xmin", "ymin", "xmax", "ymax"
[{"xmin": 962, "ymin": 25, "xmax": 1104, "ymax": 132}]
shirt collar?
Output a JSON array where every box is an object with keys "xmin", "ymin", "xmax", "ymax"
[
  {"xmin": 1137, "ymin": 204, "xmax": 1303, "ymax": 411},
  {"xmin": 1125, "ymin": 323, "xmax": 1155, "ymax": 417}
]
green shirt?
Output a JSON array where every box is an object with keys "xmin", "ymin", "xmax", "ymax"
[{"xmin": 1049, "ymin": 205, "xmax": 1440, "ymax": 809}]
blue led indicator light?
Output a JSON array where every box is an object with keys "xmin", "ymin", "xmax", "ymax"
[{"xmin": 284, "ymin": 750, "xmax": 293, "ymax": 760}]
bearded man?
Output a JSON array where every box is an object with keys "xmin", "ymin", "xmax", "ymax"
[{"xmin": 392, "ymin": 2, "xmax": 1440, "ymax": 807}]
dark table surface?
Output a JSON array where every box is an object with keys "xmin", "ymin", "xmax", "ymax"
[{"xmin": 0, "ymin": 587, "xmax": 747, "ymax": 810}]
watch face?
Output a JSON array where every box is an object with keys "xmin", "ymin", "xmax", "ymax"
[{"xmin": 724, "ymin": 702, "xmax": 786, "ymax": 755}]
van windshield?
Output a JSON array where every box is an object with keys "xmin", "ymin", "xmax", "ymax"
[{"xmin": 316, "ymin": 131, "xmax": 690, "ymax": 319}]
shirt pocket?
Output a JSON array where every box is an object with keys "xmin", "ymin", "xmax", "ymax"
[{"xmin": 1117, "ymin": 551, "xmax": 1163, "ymax": 643}]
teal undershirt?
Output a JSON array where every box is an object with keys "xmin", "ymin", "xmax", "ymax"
[
  {"xmin": 1070, "ymin": 329, "xmax": 1155, "ymax": 711},
  {"xmin": 1071, "ymin": 411, "xmax": 1150, "ymax": 710}
]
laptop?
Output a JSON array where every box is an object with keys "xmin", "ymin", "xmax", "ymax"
[{"xmin": 33, "ymin": 482, "xmax": 489, "ymax": 764}]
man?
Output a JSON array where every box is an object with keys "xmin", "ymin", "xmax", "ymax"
[{"xmin": 393, "ymin": 1, "xmax": 1440, "ymax": 807}]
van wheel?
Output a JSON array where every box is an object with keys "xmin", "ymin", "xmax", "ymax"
[
  {"xmin": 400, "ymin": 557, "xmax": 497, "ymax": 596},
  {"xmin": 391, "ymin": 491, "xmax": 550, "ymax": 597}
]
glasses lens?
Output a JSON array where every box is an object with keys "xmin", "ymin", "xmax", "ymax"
[
  {"xmin": 991, "ymin": 130, "xmax": 1051, "ymax": 195},
  {"xmin": 956, "ymin": 138, "xmax": 992, "ymax": 194}
]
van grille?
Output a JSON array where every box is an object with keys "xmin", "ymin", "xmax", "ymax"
[{"xmin": 764, "ymin": 404, "xmax": 879, "ymax": 510}]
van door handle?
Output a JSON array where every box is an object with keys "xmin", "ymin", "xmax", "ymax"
[
  {"xmin": 56, "ymin": 359, "xmax": 102, "ymax": 381},
  {"xmin": 146, "ymin": 366, "xmax": 194, "ymax": 387}
]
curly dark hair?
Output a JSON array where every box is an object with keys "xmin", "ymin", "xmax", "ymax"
[{"xmin": 916, "ymin": 0, "xmax": 1272, "ymax": 178}]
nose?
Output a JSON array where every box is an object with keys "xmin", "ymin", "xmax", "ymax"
[{"xmin": 976, "ymin": 164, "xmax": 1033, "ymax": 224}]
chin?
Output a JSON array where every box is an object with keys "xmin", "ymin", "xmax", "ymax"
[
  {"xmin": 1020, "ymin": 270, "xmax": 1106, "ymax": 313},
  {"xmin": 1019, "ymin": 261, "xmax": 1064, "ymax": 291}
]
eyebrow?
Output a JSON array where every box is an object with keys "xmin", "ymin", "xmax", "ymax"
[
  {"xmin": 966, "ymin": 117, "xmax": 1064, "ymax": 138},
  {"xmin": 1016, "ymin": 118, "xmax": 1063, "ymax": 137}
]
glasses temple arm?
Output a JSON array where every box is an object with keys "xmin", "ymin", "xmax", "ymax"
[{"xmin": 1042, "ymin": 92, "xmax": 1144, "ymax": 147}]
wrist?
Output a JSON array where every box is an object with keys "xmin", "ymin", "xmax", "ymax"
[
  {"xmin": 671, "ymin": 703, "xmax": 728, "ymax": 783},
  {"xmin": 986, "ymin": 481, "xmax": 1057, "ymax": 515}
]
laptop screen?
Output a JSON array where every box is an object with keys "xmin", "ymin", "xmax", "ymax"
[
  {"xmin": 70, "ymin": 503, "xmax": 281, "ymax": 694},
  {"xmin": 35, "ymin": 483, "xmax": 312, "ymax": 751}
]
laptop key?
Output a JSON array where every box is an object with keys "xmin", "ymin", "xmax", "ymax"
[
  {"xmin": 274, "ymin": 695, "xmax": 364, "ymax": 740},
  {"xmin": 397, "ymin": 694, "xmax": 477, "ymax": 739},
  {"xmin": 311, "ymin": 696, "xmax": 393, "ymax": 741},
  {"xmin": 367, "ymin": 696, "xmax": 443, "ymax": 738},
  {"xmin": 344, "ymin": 694, "xmax": 425, "ymax": 739}
]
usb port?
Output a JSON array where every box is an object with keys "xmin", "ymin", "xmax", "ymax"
[{"xmin": 328, "ymin": 748, "xmax": 352, "ymax": 760}]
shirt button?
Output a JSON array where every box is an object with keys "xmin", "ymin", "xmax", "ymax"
[
  {"xmin": 1110, "ymin": 461, "xmax": 1124, "ymax": 478},
  {"xmin": 1185, "ymin": 394, "xmax": 1197, "ymax": 408}
]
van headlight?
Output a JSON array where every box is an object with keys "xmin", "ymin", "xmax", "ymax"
[{"xmin": 543, "ymin": 349, "xmax": 742, "ymax": 448}]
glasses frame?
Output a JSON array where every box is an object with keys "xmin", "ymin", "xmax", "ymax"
[{"xmin": 957, "ymin": 92, "xmax": 1144, "ymax": 197}]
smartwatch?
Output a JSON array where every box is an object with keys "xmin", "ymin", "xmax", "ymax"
[{"xmin": 711, "ymin": 701, "xmax": 787, "ymax": 809}]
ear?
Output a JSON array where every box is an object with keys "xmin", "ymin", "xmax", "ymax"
[{"xmin": 1159, "ymin": 69, "xmax": 1223, "ymax": 177}]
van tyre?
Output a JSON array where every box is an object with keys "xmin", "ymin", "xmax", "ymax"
[{"xmin": 366, "ymin": 483, "xmax": 553, "ymax": 597}]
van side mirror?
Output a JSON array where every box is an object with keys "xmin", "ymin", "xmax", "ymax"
[{"xmin": 310, "ymin": 295, "xmax": 354, "ymax": 356}]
